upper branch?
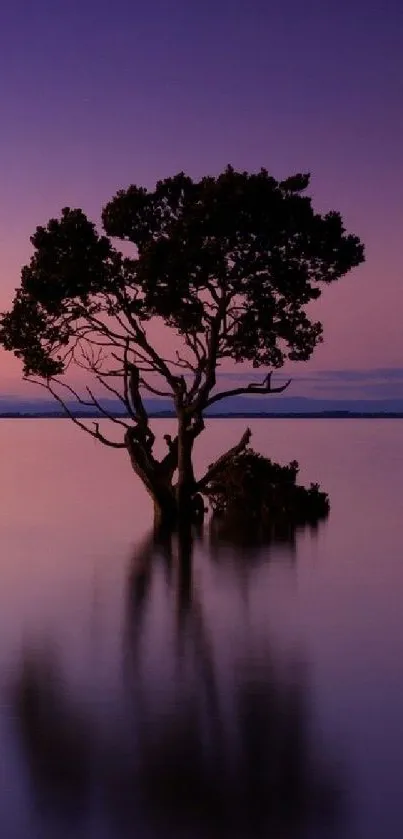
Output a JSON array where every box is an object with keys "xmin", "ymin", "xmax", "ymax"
[
  {"xmin": 114, "ymin": 289, "xmax": 179, "ymax": 390},
  {"xmin": 139, "ymin": 377, "xmax": 173, "ymax": 398},
  {"xmin": 192, "ymin": 303, "xmax": 225, "ymax": 410}
]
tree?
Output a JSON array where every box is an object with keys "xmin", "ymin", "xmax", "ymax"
[{"xmin": 0, "ymin": 167, "xmax": 364, "ymax": 527}]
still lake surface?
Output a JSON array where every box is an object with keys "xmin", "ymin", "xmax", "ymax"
[{"xmin": 0, "ymin": 418, "xmax": 402, "ymax": 838}]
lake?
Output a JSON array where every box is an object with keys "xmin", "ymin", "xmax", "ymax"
[{"xmin": 0, "ymin": 418, "xmax": 402, "ymax": 838}]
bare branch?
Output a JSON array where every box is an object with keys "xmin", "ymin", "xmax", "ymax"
[
  {"xmin": 110, "ymin": 349, "xmax": 157, "ymax": 374},
  {"xmin": 184, "ymin": 331, "xmax": 207, "ymax": 366},
  {"xmin": 94, "ymin": 373, "xmax": 134, "ymax": 418},
  {"xmin": 192, "ymin": 319, "xmax": 220, "ymax": 408},
  {"xmin": 175, "ymin": 350, "xmax": 198, "ymax": 372},
  {"xmin": 27, "ymin": 379, "xmax": 126, "ymax": 449},
  {"xmin": 91, "ymin": 422, "xmax": 126, "ymax": 448},
  {"xmin": 126, "ymin": 361, "xmax": 156, "ymax": 447},
  {"xmin": 188, "ymin": 412, "xmax": 205, "ymax": 441},
  {"xmin": 205, "ymin": 372, "xmax": 292, "ymax": 408},
  {"xmin": 122, "ymin": 343, "xmax": 135, "ymax": 419},
  {"xmin": 84, "ymin": 312, "xmax": 130, "ymax": 346},
  {"xmin": 128, "ymin": 364, "xmax": 148, "ymax": 424},
  {"xmin": 160, "ymin": 434, "xmax": 179, "ymax": 479},
  {"xmin": 197, "ymin": 427, "xmax": 252, "ymax": 492},
  {"xmin": 50, "ymin": 378, "xmax": 96, "ymax": 408},
  {"xmin": 85, "ymin": 385, "xmax": 131, "ymax": 428},
  {"xmin": 111, "ymin": 293, "xmax": 180, "ymax": 389},
  {"xmin": 139, "ymin": 377, "xmax": 173, "ymax": 398}
]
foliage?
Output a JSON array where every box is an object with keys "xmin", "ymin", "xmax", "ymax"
[
  {"xmin": 0, "ymin": 167, "xmax": 364, "ymax": 422},
  {"xmin": 0, "ymin": 166, "xmax": 363, "ymax": 521},
  {"xmin": 205, "ymin": 447, "xmax": 330, "ymax": 531}
]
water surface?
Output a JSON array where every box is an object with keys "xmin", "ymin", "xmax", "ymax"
[{"xmin": 0, "ymin": 419, "xmax": 402, "ymax": 838}]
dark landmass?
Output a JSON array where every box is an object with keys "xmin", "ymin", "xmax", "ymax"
[
  {"xmin": 1, "ymin": 394, "xmax": 403, "ymax": 416},
  {"xmin": 149, "ymin": 410, "xmax": 403, "ymax": 419},
  {"xmin": 0, "ymin": 410, "xmax": 402, "ymax": 419}
]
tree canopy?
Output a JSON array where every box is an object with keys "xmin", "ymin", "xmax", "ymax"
[{"xmin": 0, "ymin": 166, "xmax": 364, "ymax": 523}]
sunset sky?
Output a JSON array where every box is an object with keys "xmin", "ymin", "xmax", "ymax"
[{"xmin": 0, "ymin": 0, "xmax": 402, "ymax": 400}]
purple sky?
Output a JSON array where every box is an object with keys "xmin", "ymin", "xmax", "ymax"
[{"xmin": 0, "ymin": 0, "xmax": 402, "ymax": 397}]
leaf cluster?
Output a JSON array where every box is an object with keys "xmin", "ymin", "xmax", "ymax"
[
  {"xmin": 205, "ymin": 448, "xmax": 330, "ymax": 527},
  {"xmin": 0, "ymin": 167, "xmax": 364, "ymax": 386}
]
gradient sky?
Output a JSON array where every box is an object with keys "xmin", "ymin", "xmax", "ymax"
[{"xmin": 0, "ymin": 0, "xmax": 402, "ymax": 396}]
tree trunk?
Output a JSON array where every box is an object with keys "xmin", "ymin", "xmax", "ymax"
[
  {"xmin": 125, "ymin": 421, "xmax": 204, "ymax": 532},
  {"xmin": 152, "ymin": 485, "xmax": 178, "ymax": 531},
  {"xmin": 125, "ymin": 429, "xmax": 178, "ymax": 531},
  {"xmin": 176, "ymin": 415, "xmax": 196, "ymax": 523}
]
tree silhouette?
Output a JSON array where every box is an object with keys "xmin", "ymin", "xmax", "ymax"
[{"xmin": 0, "ymin": 167, "xmax": 364, "ymax": 526}]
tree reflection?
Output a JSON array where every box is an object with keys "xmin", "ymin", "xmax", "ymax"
[
  {"xmin": 11, "ymin": 523, "xmax": 343, "ymax": 838},
  {"xmin": 209, "ymin": 510, "xmax": 327, "ymax": 564},
  {"xmin": 11, "ymin": 651, "xmax": 93, "ymax": 823}
]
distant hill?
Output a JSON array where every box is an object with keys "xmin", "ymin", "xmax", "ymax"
[{"xmin": 0, "ymin": 394, "xmax": 403, "ymax": 416}]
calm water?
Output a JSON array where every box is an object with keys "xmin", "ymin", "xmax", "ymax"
[{"xmin": 0, "ymin": 418, "xmax": 402, "ymax": 838}]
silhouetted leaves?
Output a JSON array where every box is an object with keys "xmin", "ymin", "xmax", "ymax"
[
  {"xmin": 103, "ymin": 167, "xmax": 364, "ymax": 365},
  {"xmin": 0, "ymin": 167, "xmax": 364, "ymax": 525},
  {"xmin": 205, "ymin": 448, "xmax": 329, "ymax": 544},
  {"xmin": 1, "ymin": 166, "xmax": 364, "ymax": 379}
]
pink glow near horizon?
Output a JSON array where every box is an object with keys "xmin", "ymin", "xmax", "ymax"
[{"xmin": 0, "ymin": 2, "xmax": 402, "ymax": 398}]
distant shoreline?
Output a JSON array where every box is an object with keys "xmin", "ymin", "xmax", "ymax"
[{"xmin": 0, "ymin": 412, "xmax": 402, "ymax": 420}]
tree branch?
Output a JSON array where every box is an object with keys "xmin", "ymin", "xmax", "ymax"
[
  {"xmin": 126, "ymin": 361, "xmax": 155, "ymax": 447},
  {"xmin": 85, "ymin": 385, "xmax": 131, "ymax": 428},
  {"xmin": 28, "ymin": 379, "xmax": 126, "ymax": 448},
  {"xmin": 139, "ymin": 377, "xmax": 173, "ymax": 398},
  {"xmin": 50, "ymin": 378, "xmax": 129, "ymax": 428},
  {"xmin": 192, "ymin": 307, "xmax": 223, "ymax": 410},
  {"xmin": 196, "ymin": 427, "xmax": 252, "ymax": 492},
  {"xmin": 113, "ymin": 292, "xmax": 180, "ymax": 390},
  {"xmin": 94, "ymin": 373, "xmax": 134, "ymax": 417},
  {"xmin": 160, "ymin": 434, "xmax": 179, "ymax": 479},
  {"xmin": 205, "ymin": 373, "xmax": 291, "ymax": 408}
]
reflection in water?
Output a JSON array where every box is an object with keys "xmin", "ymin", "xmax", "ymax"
[
  {"xmin": 209, "ymin": 512, "xmax": 326, "ymax": 563},
  {"xmin": 12, "ymin": 653, "xmax": 93, "ymax": 824},
  {"xmin": 11, "ymin": 524, "xmax": 342, "ymax": 838}
]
